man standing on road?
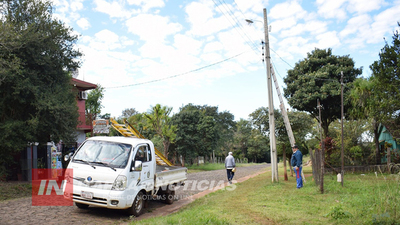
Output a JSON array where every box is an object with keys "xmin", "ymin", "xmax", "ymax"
[
  {"xmin": 225, "ymin": 152, "xmax": 236, "ymax": 184},
  {"xmin": 291, "ymin": 145, "xmax": 303, "ymax": 189}
]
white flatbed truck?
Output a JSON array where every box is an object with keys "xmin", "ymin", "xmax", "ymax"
[{"xmin": 63, "ymin": 136, "xmax": 187, "ymax": 216}]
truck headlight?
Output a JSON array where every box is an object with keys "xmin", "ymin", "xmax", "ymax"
[{"xmin": 112, "ymin": 175, "xmax": 127, "ymax": 191}]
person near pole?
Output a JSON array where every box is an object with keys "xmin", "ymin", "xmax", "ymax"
[
  {"xmin": 225, "ymin": 152, "xmax": 236, "ymax": 184},
  {"xmin": 291, "ymin": 145, "xmax": 303, "ymax": 189}
]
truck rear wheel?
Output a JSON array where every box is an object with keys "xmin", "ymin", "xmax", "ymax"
[
  {"xmin": 164, "ymin": 190, "xmax": 175, "ymax": 205},
  {"xmin": 128, "ymin": 191, "xmax": 145, "ymax": 217}
]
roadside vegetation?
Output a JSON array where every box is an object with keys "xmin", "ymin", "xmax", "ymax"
[
  {"xmin": 133, "ymin": 165, "xmax": 400, "ymax": 225},
  {"xmin": 0, "ymin": 182, "xmax": 32, "ymax": 201},
  {"xmin": 186, "ymin": 163, "xmax": 262, "ymax": 173}
]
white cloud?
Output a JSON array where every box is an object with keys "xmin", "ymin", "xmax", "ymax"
[
  {"xmin": 369, "ymin": 2, "xmax": 400, "ymax": 43},
  {"xmin": 81, "ymin": 30, "xmax": 135, "ymax": 51},
  {"xmin": 127, "ymin": 0, "xmax": 165, "ymax": 12},
  {"xmin": 339, "ymin": 14, "xmax": 372, "ymax": 38},
  {"xmin": 126, "ymin": 14, "xmax": 182, "ymax": 42},
  {"xmin": 280, "ymin": 20, "xmax": 327, "ymax": 38},
  {"xmin": 233, "ymin": 0, "xmax": 268, "ymax": 13},
  {"xmin": 339, "ymin": 0, "xmax": 400, "ymax": 49},
  {"xmin": 270, "ymin": 17, "xmax": 298, "ymax": 33},
  {"xmin": 173, "ymin": 34, "xmax": 203, "ymax": 56},
  {"xmin": 76, "ymin": 17, "xmax": 90, "ymax": 30},
  {"xmin": 95, "ymin": 30, "xmax": 119, "ymax": 43},
  {"xmin": 278, "ymin": 36, "xmax": 312, "ymax": 58},
  {"xmin": 347, "ymin": 0, "xmax": 385, "ymax": 14},
  {"xmin": 315, "ymin": 31, "xmax": 340, "ymax": 49},
  {"xmin": 185, "ymin": 1, "xmax": 232, "ymax": 36},
  {"xmin": 203, "ymin": 41, "xmax": 224, "ymax": 53},
  {"xmin": 316, "ymin": 0, "xmax": 347, "ymax": 20},
  {"xmin": 269, "ymin": 1, "xmax": 307, "ymax": 20},
  {"xmin": 70, "ymin": 0, "xmax": 84, "ymax": 11},
  {"xmin": 94, "ymin": 0, "xmax": 134, "ymax": 19}
]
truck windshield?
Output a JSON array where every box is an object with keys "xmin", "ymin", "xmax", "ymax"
[{"xmin": 73, "ymin": 141, "xmax": 132, "ymax": 169}]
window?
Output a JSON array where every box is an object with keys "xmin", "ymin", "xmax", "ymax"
[
  {"xmin": 147, "ymin": 145, "xmax": 152, "ymax": 162},
  {"xmin": 135, "ymin": 146, "xmax": 148, "ymax": 162},
  {"xmin": 73, "ymin": 140, "xmax": 132, "ymax": 168}
]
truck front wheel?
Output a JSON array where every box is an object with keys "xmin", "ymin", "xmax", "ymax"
[
  {"xmin": 75, "ymin": 203, "xmax": 89, "ymax": 209},
  {"xmin": 128, "ymin": 191, "xmax": 145, "ymax": 217}
]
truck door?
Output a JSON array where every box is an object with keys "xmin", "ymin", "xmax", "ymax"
[{"xmin": 134, "ymin": 145, "xmax": 154, "ymax": 190}]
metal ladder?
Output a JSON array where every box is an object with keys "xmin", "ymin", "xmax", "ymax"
[
  {"xmin": 271, "ymin": 66, "xmax": 296, "ymax": 147},
  {"xmin": 110, "ymin": 118, "xmax": 173, "ymax": 166}
]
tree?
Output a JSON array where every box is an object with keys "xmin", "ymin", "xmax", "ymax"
[
  {"xmin": 0, "ymin": 0, "xmax": 81, "ymax": 177},
  {"xmin": 349, "ymin": 78, "xmax": 381, "ymax": 164},
  {"xmin": 85, "ymin": 85, "xmax": 104, "ymax": 136},
  {"xmin": 144, "ymin": 104, "xmax": 176, "ymax": 158},
  {"xmin": 172, "ymin": 109, "xmax": 202, "ymax": 165},
  {"xmin": 121, "ymin": 108, "xmax": 138, "ymax": 119},
  {"xmin": 283, "ymin": 48, "xmax": 362, "ymax": 137},
  {"xmin": 370, "ymin": 22, "xmax": 400, "ymax": 137},
  {"xmin": 233, "ymin": 119, "xmax": 252, "ymax": 158},
  {"xmin": 249, "ymin": 107, "xmax": 313, "ymax": 157},
  {"xmin": 171, "ymin": 104, "xmax": 221, "ymax": 164}
]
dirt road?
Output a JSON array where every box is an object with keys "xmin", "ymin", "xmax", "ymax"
[{"xmin": 0, "ymin": 164, "xmax": 268, "ymax": 225}]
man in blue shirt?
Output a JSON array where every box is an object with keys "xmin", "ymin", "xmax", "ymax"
[{"xmin": 291, "ymin": 145, "xmax": 303, "ymax": 189}]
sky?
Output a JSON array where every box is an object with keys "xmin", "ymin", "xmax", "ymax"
[{"xmin": 51, "ymin": 0, "xmax": 400, "ymax": 121}]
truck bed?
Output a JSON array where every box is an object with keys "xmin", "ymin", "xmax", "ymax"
[{"xmin": 154, "ymin": 165, "xmax": 187, "ymax": 189}]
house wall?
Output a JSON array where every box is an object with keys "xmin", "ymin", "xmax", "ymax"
[
  {"xmin": 379, "ymin": 126, "xmax": 400, "ymax": 163},
  {"xmin": 76, "ymin": 130, "xmax": 86, "ymax": 147}
]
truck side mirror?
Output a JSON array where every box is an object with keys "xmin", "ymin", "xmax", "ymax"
[
  {"xmin": 132, "ymin": 160, "xmax": 142, "ymax": 171},
  {"xmin": 64, "ymin": 152, "xmax": 73, "ymax": 162}
]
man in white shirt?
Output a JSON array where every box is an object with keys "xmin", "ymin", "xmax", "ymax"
[{"xmin": 225, "ymin": 152, "xmax": 236, "ymax": 184}]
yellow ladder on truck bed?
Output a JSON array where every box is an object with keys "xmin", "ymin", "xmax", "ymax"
[{"xmin": 110, "ymin": 118, "xmax": 173, "ymax": 166}]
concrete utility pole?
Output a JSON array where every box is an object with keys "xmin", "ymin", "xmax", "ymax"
[{"xmin": 263, "ymin": 8, "xmax": 278, "ymax": 182}]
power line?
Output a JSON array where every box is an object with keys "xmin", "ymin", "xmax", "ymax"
[
  {"xmin": 212, "ymin": 0, "xmax": 259, "ymax": 54},
  {"xmin": 270, "ymin": 48, "xmax": 294, "ymax": 69},
  {"xmin": 105, "ymin": 50, "xmax": 249, "ymax": 89}
]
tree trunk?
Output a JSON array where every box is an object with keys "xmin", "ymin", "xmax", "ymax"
[
  {"xmin": 289, "ymin": 158, "xmax": 293, "ymax": 177},
  {"xmin": 387, "ymin": 147, "xmax": 391, "ymax": 172},
  {"xmin": 163, "ymin": 141, "xmax": 170, "ymax": 158},
  {"xmin": 181, "ymin": 155, "xmax": 185, "ymax": 167},
  {"xmin": 373, "ymin": 121, "xmax": 380, "ymax": 165},
  {"xmin": 283, "ymin": 143, "xmax": 288, "ymax": 181}
]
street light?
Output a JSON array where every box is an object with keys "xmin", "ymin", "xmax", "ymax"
[{"xmin": 246, "ymin": 8, "xmax": 278, "ymax": 182}]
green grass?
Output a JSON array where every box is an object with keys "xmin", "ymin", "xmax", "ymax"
[
  {"xmin": 186, "ymin": 163, "xmax": 261, "ymax": 173},
  {"xmin": 0, "ymin": 182, "xmax": 32, "ymax": 201},
  {"xmin": 132, "ymin": 165, "xmax": 400, "ymax": 225}
]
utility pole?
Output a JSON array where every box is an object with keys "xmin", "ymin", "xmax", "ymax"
[
  {"xmin": 317, "ymin": 99, "xmax": 324, "ymax": 193},
  {"xmin": 263, "ymin": 8, "xmax": 278, "ymax": 182},
  {"xmin": 341, "ymin": 71, "xmax": 344, "ymax": 187}
]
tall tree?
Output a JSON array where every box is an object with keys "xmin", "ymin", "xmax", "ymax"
[
  {"xmin": 233, "ymin": 119, "xmax": 252, "ymax": 158},
  {"xmin": 349, "ymin": 78, "xmax": 381, "ymax": 164},
  {"xmin": 144, "ymin": 104, "xmax": 176, "ymax": 157},
  {"xmin": 0, "ymin": 0, "xmax": 81, "ymax": 176},
  {"xmin": 172, "ymin": 109, "xmax": 202, "ymax": 165},
  {"xmin": 370, "ymin": 22, "xmax": 400, "ymax": 137},
  {"xmin": 85, "ymin": 85, "xmax": 104, "ymax": 136},
  {"xmin": 172, "ymin": 104, "xmax": 220, "ymax": 164},
  {"xmin": 249, "ymin": 107, "xmax": 313, "ymax": 156},
  {"xmin": 283, "ymin": 48, "xmax": 362, "ymax": 137},
  {"xmin": 121, "ymin": 108, "xmax": 138, "ymax": 119}
]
